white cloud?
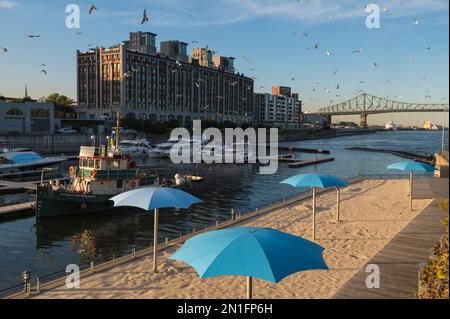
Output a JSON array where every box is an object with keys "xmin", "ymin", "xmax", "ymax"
[
  {"xmin": 146, "ymin": 0, "xmax": 449, "ymax": 27},
  {"xmin": 0, "ymin": 0, "xmax": 18, "ymax": 9}
]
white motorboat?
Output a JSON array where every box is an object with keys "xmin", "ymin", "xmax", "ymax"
[
  {"xmin": 0, "ymin": 151, "xmax": 65, "ymax": 175},
  {"xmin": 118, "ymin": 139, "xmax": 159, "ymax": 158}
]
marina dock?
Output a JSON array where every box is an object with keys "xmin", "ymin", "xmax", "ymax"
[
  {"xmin": 287, "ymin": 157, "xmax": 335, "ymax": 168},
  {"xmin": 0, "ymin": 202, "xmax": 35, "ymax": 219}
]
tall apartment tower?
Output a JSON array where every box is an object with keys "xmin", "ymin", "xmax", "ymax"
[
  {"xmin": 160, "ymin": 40, "xmax": 188, "ymax": 62},
  {"xmin": 123, "ymin": 32, "xmax": 157, "ymax": 54},
  {"xmin": 272, "ymin": 86, "xmax": 292, "ymax": 97},
  {"xmin": 191, "ymin": 48, "xmax": 213, "ymax": 68},
  {"xmin": 213, "ymin": 56, "xmax": 235, "ymax": 73}
]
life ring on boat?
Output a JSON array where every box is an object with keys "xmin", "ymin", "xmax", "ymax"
[
  {"xmin": 69, "ymin": 166, "xmax": 76, "ymax": 175},
  {"xmin": 128, "ymin": 161, "xmax": 137, "ymax": 169},
  {"xmin": 90, "ymin": 170, "xmax": 97, "ymax": 178},
  {"xmin": 131, "ymin": 181, "xmax": 137, "ymax": 188},
  {"xmin": 80, "ymin": 202, "xmax": 87, "ymax": 210}
]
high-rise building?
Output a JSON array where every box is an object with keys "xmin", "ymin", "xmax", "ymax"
[
  {"xmin": 213, "ymin": 56, "xmax": 235, "ymax": 73},
  {"xmin": 272, "ymin": 86, "xmax": 292, "ymax": 97},
  {"xmin": 191, "ymin": 48, "xmax": 213, "ymax": 68},
  {"xmin": 160, "ymin": 40, "xmax": 188, "ymax": 62},
  {"xmin": 253, "ymin": 91, "xmax": 302, "ymax": 129},
  {"xmin": 77, "ymin": 33, "xmax": 254, "ymax": 126}
]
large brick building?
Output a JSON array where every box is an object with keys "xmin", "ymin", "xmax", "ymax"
[{"xmin": 76, "ymin": 32, "xmax": 254, "ymax": 127}]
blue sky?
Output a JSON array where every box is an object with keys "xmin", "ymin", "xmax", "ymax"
[{"xmin": 0, "ymin": 0, "xmax": 448, "ymax": 125}]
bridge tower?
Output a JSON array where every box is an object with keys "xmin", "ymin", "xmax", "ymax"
[
  {"xmin": 360, "ymin": 113, "xmax": 368, "ymax": 128},
  {"xmin": 360, "ymin": 93, "xmax": 368, "ymax": 128}
]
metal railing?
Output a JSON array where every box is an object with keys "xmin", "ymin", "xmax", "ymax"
[{"xmin": 0, "ymin": 172, "xmax": 433, "ymax": 299}]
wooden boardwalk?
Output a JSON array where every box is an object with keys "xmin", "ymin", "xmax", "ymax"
[
  {"xmin": 413, "ymin": 178, "xmax": 449, "ymax": 200},
  {"xmin": 333, "ymin": 178, "xmax": 448, "ymax": 299}
]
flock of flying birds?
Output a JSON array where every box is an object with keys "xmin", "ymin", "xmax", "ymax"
[
  {"xmin": 279, "ymin": 9, "xmax": 441, "ymax": 105},
  {"xmin": 0, "ymin": 3, "xmax": 446, "ymax": 105}
]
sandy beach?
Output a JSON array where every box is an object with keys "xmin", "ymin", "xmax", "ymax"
[{"xmin": 34, "ymin": 179, "xmax": 433, "ymax": 299}]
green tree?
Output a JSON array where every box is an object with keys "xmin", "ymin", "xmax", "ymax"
[{"xmin": 47, "ymin": 93, "xmax": 75, "ymax": 107}]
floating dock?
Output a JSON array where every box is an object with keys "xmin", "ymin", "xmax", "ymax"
[
  {"xmin": 278, "ymin": 146, "xmax": 331, "ymax": 154},
  {"xmin": 287, "ymin": 157, "xmax": 335, "ymax": 168},
  {"xmin": 0, "ymin": 202, "xmax": 35, "ymax": 219}
]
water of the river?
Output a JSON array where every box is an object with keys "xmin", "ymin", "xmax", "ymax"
[{"xmin": 0, "ymin": 130, "xmax": 447, "ymax": 290}]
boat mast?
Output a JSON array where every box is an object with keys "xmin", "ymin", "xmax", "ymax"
[{"xmin": 115, "ymin": 111, "xmax": 120, "ymax": 150}]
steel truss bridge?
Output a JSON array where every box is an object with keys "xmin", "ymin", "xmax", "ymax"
[{"xmin": 316, "ymin": 93, "xmax": 449, "ymax": 127}]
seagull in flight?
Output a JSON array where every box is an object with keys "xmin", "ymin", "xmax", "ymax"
[
  {"xmin": 325, "ymin": 50, "xmax": 335, "ymax": 56},
  {"xmin": 26, "ymin": 35, "xmax": 41, "ymax": 38},
  {"xmin": 141, "ymin": 9, "xmax": 149, "ymax": 24},
  {"xmin": 75, "ymin": 31, "xmax": 82, "ymax": 35},
  {"xmin": 353, "ymin": 48, "xmax": 363, "ymax": 54},
  {"xmin": 40, "ymin": 69, "xmax": 47, "ymax": 75},
  {"xmin": 89, "ymin": 5, "xmax": 97, "ymax": 15},
  {"xmin": 0, "ymin": 47, "xmax": 7, "ymax": 52},
  {"xmin": 413, "ymin": 18, "xmax": 420, "ymax": 25},
  {"xmin": 242, "ymin": 56, "xmax": 251, "ymax": 63},
  {"xmin": 371, "ymin": 62, "xmax": 379, "ymax": 68},
  {"xmin": 121, "ymin": 71, "xmax": 133, "ymax": 79},
  {"xmin": 312, "ymin": 43, "xmax": 320, "ymax": 49}
]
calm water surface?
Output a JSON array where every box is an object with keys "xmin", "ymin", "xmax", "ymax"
[{"xmin": 0, "ymin": 130, "xmax": 447, "ymax": 290}]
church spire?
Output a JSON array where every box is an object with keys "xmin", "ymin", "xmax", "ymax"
[{"xmin": 24, "ymin": 85, "xmax": 29, "ymax": 98}]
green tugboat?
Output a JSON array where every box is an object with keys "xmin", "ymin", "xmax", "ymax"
[{"xmin": 36, "ymin": 114, "xmax": 160, "ymax": 218}]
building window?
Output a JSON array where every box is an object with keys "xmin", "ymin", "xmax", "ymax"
[
  {"xmin": 6, "ymin": 108, "xmax": 24, "ymax": 117},
  {"xmin": 31, "ymin": 108, "xmax": 50, "ymax": 118}
]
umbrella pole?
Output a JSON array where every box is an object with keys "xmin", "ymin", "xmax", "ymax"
[
  {"xmin": 153, "ymin": 208, "xmax": 159, "ymax": 273},
  {"xmin": 247, "ymin": 276, "xmax": 253, "ymax": 299},
  {"xmin": 312, "ymin": 187, "xmax": 316, "ymax": 240},
  {"xmin": 410, "ymin": 171, "xmax": 413, "ymax": 211},
  {"xmin": 336, "ymin": 187, "xmax": 340, "ymax": 223}
]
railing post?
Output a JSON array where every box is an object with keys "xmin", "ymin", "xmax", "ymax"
[
  {"xmin": 36, "ymin": 278, "xmax": 40, "ymax": 294},
  {"xmin": 231, "ymin": 208, "xmax": 235, "ymax": 221},
  {"xmin": 132, "ymin": 248, "xmax": 136, "ymax": 259},
  {"xmin": 90, "ymin": 261, "xmax": 94, "ymax": 274}
]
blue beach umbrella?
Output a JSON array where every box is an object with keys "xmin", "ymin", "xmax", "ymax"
[
  {"xmin": 281, "ymin": 174, "xmax": 348, "ymax": 239},
  {"xmin": 169, "ymin": 227, "xmax": 328, "ymax": 299},
  {"xmin": 110, "ymin": 187, "xmax": 202, "ymax": 272},
  {"xmin": 387, "ymin": 161, "xmax": 436, "ymax": 211}
]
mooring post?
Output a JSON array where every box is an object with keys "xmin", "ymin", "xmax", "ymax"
[
  {"xmin": 90, "ymin": 262, "xmax": 94, "ymax": 274},
  {"xmin": 132, "ymin": 248, "xmax": 136, "ymax": 259},
  {"xmin": 36, "ymin": 278, "xmax": 40, "ymax": 294}
]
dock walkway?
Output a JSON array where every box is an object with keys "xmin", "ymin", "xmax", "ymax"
[{"xmin": 333, "ymin": 179, "xmax": 448, "ymax": 299}]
